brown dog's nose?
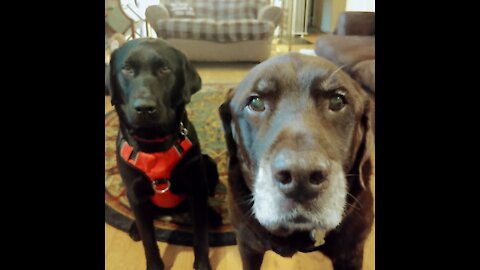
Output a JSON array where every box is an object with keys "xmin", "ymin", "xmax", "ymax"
[
  {"xmin": 133, "ymin": 99, "xmax": 157, "ymax": 115},
  {"xmin": 271, "ymin": 150, "xmax": 329, "ymax": 203}
]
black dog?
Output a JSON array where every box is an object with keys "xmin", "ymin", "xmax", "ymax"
[{"xmin": 108, "ymin": 38, "xmax": 221, "ymax": 270}]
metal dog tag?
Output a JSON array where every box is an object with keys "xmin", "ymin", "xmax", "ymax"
[{"xmin": 310, "ymin": 229, "xmax": 326, "ymax": 246}]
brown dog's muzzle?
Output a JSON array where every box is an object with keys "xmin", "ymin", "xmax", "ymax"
[
  {"xmin": 271, "ymin": 147, "xmax": 331, "ymax": 203},
  {"xmin": 263, "ymin": 107, "xmax": 335, "ymax": 204}
]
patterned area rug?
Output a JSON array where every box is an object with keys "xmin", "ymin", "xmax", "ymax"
[{"xmin": 105, "ymin": 83, "xmax": 237, "ymax": 247}]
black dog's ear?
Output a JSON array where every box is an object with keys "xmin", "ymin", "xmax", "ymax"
[
  {"xmin": 105, "ymin": 63, "xmax": 110, "ymax": 96},
  {"xmin": 175, "ymin": 50, "xmax": 201, "ymax": 104},
  {"xmin": 357, "ymin": 98, "xmax": 375, "ymax": 189},
  {"xmin": 108, "ymin": 49, "xmax": 120, "ymax": 106},
  {"xmin": 219, "ymin": 88, "xmax": 237, "ymax": 159}
]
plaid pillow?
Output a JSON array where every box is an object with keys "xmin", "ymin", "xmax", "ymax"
[{"xmin": 166, "ymin": 3, "xmax": 196, "ymax": 18}]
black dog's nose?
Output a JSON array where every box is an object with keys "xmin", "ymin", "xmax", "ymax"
[
  {"xmin": 133, "ymin": 99, "xmax": 157, "ymax": 115},
  {"xmin": 271, "ymin": 150, "xmax": 329, "ymax": 203}
]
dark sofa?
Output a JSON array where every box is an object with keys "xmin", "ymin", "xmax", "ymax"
[{"xmin": 315, "ymin": 12, "xmax": 375, "ymax": 94}]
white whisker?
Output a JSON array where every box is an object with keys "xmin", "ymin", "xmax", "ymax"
[{"xmin": 347, "ymin": 192, "xmax": 364, "ymax": 208}]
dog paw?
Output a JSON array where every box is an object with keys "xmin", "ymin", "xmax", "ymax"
[
  {"xmin": 146, "ymin": 261, "xmax": 165, "ymax": 270},
  {"xmin": 193, "ymin": 261, "xmax": 212, "ymax": 270}
]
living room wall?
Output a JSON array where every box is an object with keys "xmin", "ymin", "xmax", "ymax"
[
  {"xmin": 318, "ymin": 0, "xmax": 347, "ymax": 33},
  {"xmin": 316, "ymin": 0, "xmax": 374, "ymax": 33}
]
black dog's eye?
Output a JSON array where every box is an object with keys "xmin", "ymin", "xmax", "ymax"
[
  {"xmin": 122, "ymin": 65, "xmax": 134, "ymax": 77},
  {"xmin": 157, "ymin": 66, "xmax": 171, "ymax": 76},
  {"xmin": 329, "ymin": 94, "xmax": 346, "ymax": 111},
  {"xmin": 248, "ymin": 96, "xmax": 265, "ymax": 112}
]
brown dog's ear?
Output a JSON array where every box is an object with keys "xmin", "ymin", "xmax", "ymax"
[
  {"xmin": 219, "ymin": 88, "xmax": 237, "ymax": 158},
  {"xmin": 176, "ymin": 50, "xmax": 201, "ymax": 104},
  {"xmin": 357, "ymin": 98, "xmax": 375, "ymax": 189}
]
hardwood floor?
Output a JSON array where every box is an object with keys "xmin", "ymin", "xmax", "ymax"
[{"xmin": 105, "ymin": 36, "xmax": 375, "ymax": 269}]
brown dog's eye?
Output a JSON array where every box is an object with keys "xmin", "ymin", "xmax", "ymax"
[
  {"xmin": 122, "ymin": 65, "xmax": 134, "ymax": 77},
  {"xmin": 248, "ymin": 96, "xmax": 265, "ymax": 112},
  {"xmin": 329, "ymin": 95, "xmax": 346, "ymax": 111},
  {"xmin": 157, "ymin": 66, "xmax": 171, "ymax": 76}
]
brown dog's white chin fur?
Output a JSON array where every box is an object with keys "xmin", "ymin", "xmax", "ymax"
[{"xmin": 267, "ymin": 223, "xmax": 321, "ymax": 237}]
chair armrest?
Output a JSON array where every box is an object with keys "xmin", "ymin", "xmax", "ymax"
[
  {"xmin": 145, "ymin": 4, "xmax": 170, "ymax": 28},
  {"xmin": 258, "ymin": 6, "xmax": 282, "ymax": 28},
  {"xmin": 334, "ymin": 12, "xmax": 375, "ymax": 36}
]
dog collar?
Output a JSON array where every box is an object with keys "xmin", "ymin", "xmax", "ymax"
[
  {"xmin": 120, "ymin": 136, "xmax": 193, "ymax": 208},
  {"xmin": 132, "ymin": 121, "xmax": 189, "ymax": 144}
]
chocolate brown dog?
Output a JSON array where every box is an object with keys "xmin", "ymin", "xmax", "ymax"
[
  {"xmin": 109, "ymin": 38, "xmax": 221, "ymax": 270},
  {"xmin": 219, "ymin": 53, "xmax": 374, "ymax": 270}
]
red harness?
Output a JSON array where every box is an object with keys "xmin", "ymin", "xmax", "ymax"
[{"xmin": 120, "ymin": 137, "xmax": 193, "ymax": 208}]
